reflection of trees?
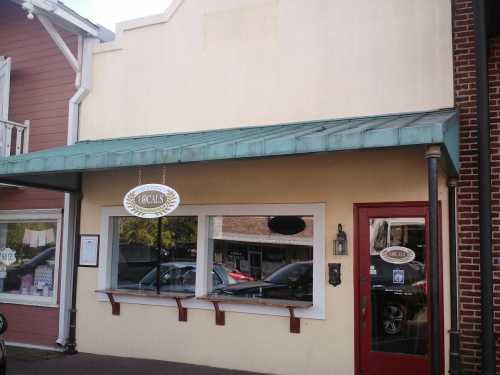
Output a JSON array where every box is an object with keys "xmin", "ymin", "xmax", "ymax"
[{"xmin": 119, "ymin": 217, "xmax": 197, "ymax": 249}]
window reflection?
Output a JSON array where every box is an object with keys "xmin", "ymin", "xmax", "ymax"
[
  {"xmin": 114, "ymin": 216, "xmax": 200, "ymax": 293},
  {"xmin": 0, "ymin": 222, "xmax": 57, "ymax": 298},
  {"xmin": 210, "ymin": 216, "xmax": 313, "ymax": 302},
  {"xmin": 369, "ymin": 218, "xmax": 427, "ymax": 355}
]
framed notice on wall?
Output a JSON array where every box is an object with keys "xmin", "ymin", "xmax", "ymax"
[{"xmin": 79, "ymin": 235, "xmax": 99, "ymax": 267}]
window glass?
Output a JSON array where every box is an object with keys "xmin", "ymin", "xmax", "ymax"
[
  {"xmin": 369, "ymin": 218, "xmax": 427, "ymax": 355},
  {"xmin": 114, "ymin": 216, "xmax": 198, "ymax": 292},
  {"xmin": 209, "ymin": 215, "xmax": 313, "ymax": 302},
  {"xmin": 0, "ymin": 222, "xmax": 57, "ymax": 298}
]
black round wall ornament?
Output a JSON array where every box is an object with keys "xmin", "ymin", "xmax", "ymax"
[{"xmin": 268, "ymin": 216, "xmax": 306, "ymax": 235}]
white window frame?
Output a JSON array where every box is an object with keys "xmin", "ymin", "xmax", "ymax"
[
  {"xmin": 0, "ymin": 209, "xmax": 62, "ymax": 307},
  {"xmin": 97, "ymin": 204, "xmax": 326, "ymax": 320}
]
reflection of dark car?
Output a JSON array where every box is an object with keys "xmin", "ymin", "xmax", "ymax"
[
  {"xmin": 217, "ymin": 261, "xmax": 312, "ymax": 302},
  {"xmin": 370, "ymin": 255, "xmax": 426, "ymax": 335},
  {"xmin": 0, "ymin": 313, "xmax": 8, "ymax": 375},
  {"xmin": 120, "ymin": 262, "xmax": 236, "ymax": 293},
  {"xmin": 4, "ymin": 247, "xmax": 55, "ymax": 292}
]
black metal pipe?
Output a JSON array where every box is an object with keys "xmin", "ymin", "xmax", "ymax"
[
  {"xmin": 448, "ymin": 178, "xmax": 460, "ymax": 375},
  {"xmin": 426, "ymin": 146, "xmax": 441, "ymax": 375},
  {"xmin": 156, "ymin": 216, "xmax": 162, "ymax": 295},
  {"xmin": 472, "ymin": 1, "xmax": 496, "ymax": 373},
  {"xmin": 65, "ymin": 175, "xmax": 82, "ymax": 355}
]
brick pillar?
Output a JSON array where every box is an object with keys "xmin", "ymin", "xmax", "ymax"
[{"xmin": 453, "ymin": 0, "xmax": 500, "ymax": 373}]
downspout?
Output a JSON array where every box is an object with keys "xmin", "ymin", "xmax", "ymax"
[
  {"xmin": 56, "ymin": 36, "xmax": 96, "ymax": 349},
  {"xmin": 64, "ymin": 183, "xmax": 82, "ymax": 355},
  {"xmin": 472, "ymin": 1, "xmax": 496, "ymax": 373},
  {"xmin": 426, "ymin": 145, "xmax": 442, "ymax": 375},
  {"xmin": 448, "ymin": 178, "xmax": 460, "ymax": 375}
]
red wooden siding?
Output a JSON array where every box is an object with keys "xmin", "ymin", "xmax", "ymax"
[
  {"xmin": 1, "ymin": 303, "xmax": 59, "ymax": 348},
  {"xmin": 0, "ymin": 0, "xmax": 76, "ymax": 210},
  {"xmin": 0, "ymin": 0, "xmax": 77, "ymax": 347}
]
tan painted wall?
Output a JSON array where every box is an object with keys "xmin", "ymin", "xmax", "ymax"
[
  {"xmin": 77, "ymin": 149, "xmax": 451, "ymax": 375},
  {"xmin": 80, "ymin": 0, "xmax": 454, "ymax": 140}
]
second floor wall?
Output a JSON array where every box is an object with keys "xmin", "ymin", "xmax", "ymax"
[
  {"xmin": 80, "ymin": 0, "xmax": 454, "ymax": 140},
  {"xmin": 0, "ymin": 0, "xmax": 77, "ymax": 153}
]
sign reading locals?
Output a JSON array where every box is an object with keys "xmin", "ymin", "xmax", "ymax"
[
  {"xmin": 0, "ymin": 248, "xmax": 16, "ymax": 266},
  {"xmin": 124, "ymin": 184, "xmax": 180, "ymax": 218},
  {"xmin": 379, "ymin": 246, "xmax": 416, "ymax": 265}
]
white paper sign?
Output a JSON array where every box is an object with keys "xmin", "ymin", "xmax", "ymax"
[
  {"xmin": 79, "ymin": 236, "xmax": 99, "ymax": 267},
  {"xmin": 0, "ymin": 248, "xmax": 16, "ymax": 266}
]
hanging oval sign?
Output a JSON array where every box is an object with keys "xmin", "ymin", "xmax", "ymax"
[
  {"xmin": 379, "ymin": 246, "xmax": 416, "ymax": 265},
  {"xmin": 123, "ymin": 184, "xmax": 180, "ymax": 218}
]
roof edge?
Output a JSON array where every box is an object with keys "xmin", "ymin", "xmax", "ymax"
[
  {"xmin": 11, "ymin": 0, "xmax": 115, "ymax": 42},
  {"xmin": 94, "ymin": 0, "xmax": 184, "ymax": 54}
]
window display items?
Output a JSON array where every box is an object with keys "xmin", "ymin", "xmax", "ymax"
[{"xmin": 0, "ymin": 222, "xmax": 57, "ymax": 298}]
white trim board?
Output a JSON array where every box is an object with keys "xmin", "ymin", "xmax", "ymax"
[{"xmin": 97, "ymin": 203, "xmax": 326, "ymax": 320}]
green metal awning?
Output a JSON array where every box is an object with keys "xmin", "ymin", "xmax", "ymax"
[{"xmin": 0, "ymin": 108, "xmax": 459, "ymax": 192}]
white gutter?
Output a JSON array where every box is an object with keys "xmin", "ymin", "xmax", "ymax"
[
  {"xmin": 56, "ymin": 36, "xmax": 96, "ymax": 347},
  {"xmin": 67, "ymin": 37, "xmax": 95, "ymax": 144}
]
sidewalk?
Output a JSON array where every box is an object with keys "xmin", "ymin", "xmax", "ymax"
[{"xmin": 7, "ymin": 347, "xmax": 265, "ymax": 375}]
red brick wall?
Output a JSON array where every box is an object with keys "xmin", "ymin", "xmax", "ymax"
[
  {"xmin": 0, "ymin": 0, "xmax": 77, "ymax": 347},
  {"xmin": 0, "ymin": 0, "xmax": 77, "ymax": 210},
  {"xmin": 488, "ymin": 36, "xmax": 500, "ymax": 375},
  {"xmin": 453, "ymin": 0, "xmax": 500, "ymax": 373}
]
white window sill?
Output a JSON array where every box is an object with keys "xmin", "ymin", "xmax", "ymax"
[{"xmin": 95, "ymin": 290, "xmax": 324, "ymax": 320}]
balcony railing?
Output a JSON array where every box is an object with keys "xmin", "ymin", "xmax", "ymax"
[{"xmin": 0, "ymin": 119, "xmax": 30, "ymax": 157}]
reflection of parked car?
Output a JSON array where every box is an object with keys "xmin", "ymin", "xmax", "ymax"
[
  {"xmin": 227, "ymin": 269, "xmax": 255, "ymax": 282},
  {"xmin": 0, "ymin": 313, "xmax": 8, "ymax": 375},
  {"xmin": 4, "ymin": 247, "xmax": 55, "ymax": 292},
  {"xmin": 371, "ymin": 255, "xmax": 426, "ymax": 335},
  {"xmin": 120, "ymin": 262, "xmax": 236, "ymax": 293},
  {"xmin": 217, "ymin": 261, "xmax": 312, "ymax": 302}
]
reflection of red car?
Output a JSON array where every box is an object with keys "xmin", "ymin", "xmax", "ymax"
[{"xmin": 228, "ymin": 270, "xmax": 255, "ymax": 282}]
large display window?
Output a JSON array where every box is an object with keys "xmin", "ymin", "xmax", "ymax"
[
  {"xmin": 0, "ymin": 210, "xmax": 61, "ymax": 306},
  {"xmin": 98, "ymin": 204, "xmax": 325, "ymax": 319},
  {"xmin": 209, "ymin": 215, "xmax": 314, "ymax": 302}
]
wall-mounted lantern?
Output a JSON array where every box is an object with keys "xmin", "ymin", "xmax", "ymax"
[{"xmin": 334, "ymin": 224, "xmax": 348, "ymax": 255}]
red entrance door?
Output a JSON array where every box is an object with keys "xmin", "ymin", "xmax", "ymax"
[{"xmin": 356, "ymin": 204, "xmax": 440, "ymax": 375}]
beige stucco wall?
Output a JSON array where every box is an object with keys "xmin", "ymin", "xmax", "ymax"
[
  {"xmin": 79, "ymin": 0, "xmax": 454, "ymax": 140},
  {"xmin": 77, "ymin": 149, "xmax": 451, "ymax": 375}
]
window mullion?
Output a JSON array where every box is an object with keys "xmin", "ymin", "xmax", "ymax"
[{"xmin": 195, "ymin": 214, "xmax": 209, "ymax": 297}]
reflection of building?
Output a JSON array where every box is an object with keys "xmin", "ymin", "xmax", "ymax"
[{"xmin": 212, "ymin": 216, "xmax": 313, "ymax": 279}]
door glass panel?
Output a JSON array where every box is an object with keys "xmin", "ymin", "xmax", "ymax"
[{"xmin": 369, "ymin": 218, "xmax": 427, "ymax": 355}]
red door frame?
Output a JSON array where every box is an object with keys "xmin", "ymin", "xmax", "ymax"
[{"xmin": 353, "ymin": 202, "xmax": 444, "ymax": 375}]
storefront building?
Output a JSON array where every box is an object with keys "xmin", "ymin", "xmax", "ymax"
[
  {"xmin": 0, "ymin": 1, "xmax": 459, "ymax": 374},
  {"xmin": 0, "ymin": 0, "xmax": 111, "ymax": 348}
]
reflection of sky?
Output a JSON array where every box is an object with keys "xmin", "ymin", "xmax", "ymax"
[{"xmin": 62, "ymin": 0, "xmax": 172, "ymax": 30}]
